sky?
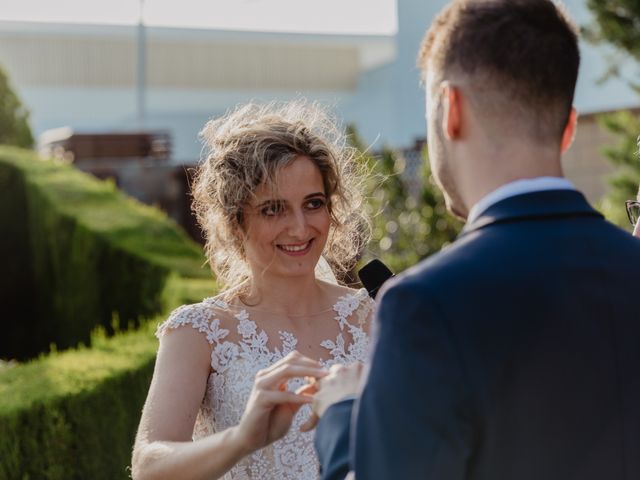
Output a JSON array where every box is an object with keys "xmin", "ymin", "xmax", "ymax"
[{"xmin": 0, "ymin": 0, "xmax": 397, "ymax": 35}]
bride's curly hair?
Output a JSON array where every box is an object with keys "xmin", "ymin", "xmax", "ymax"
[{"xmin": 192, "ymin": 100, "xmax": 371, "ymax": 294}]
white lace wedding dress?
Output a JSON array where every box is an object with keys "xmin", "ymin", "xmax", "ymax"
[{"xmin": 155, "ymin": 288, "xmax": 374, "ymax": 480}]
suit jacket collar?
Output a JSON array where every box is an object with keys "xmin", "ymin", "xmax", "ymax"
[{"xmin": 460, "ymin": 189, "xmax": 603, "ymax": 237}]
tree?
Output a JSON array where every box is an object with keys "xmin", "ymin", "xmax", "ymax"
[
  {"xmin": 348, "ymin": 126, "xmax": 462, "ymax": 274},
  {"xmin": 584, "ymin": 1, "xmax": 640, "ymax": 68},
  {"xmin": 0, "ymin": 65, "xmax": 34, "ymax": 148},
  {"xmin": 584, "ymin": 0, "xmax": 640, "ymax": 227}
]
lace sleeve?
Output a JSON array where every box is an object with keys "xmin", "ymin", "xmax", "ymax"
[
  {"xmin": 155, "ymin": 302, "xmax": 230, "ymax": 346},
  {"xmin": 354, "ymin": 293, "xmax": 375, "ymax": 328},
  {"xmin": 338, "ymin": 288, "xmax": 374, "ymax": 329},
  {"xmin": 324, "ymin": 288, "xmax": 374, "ymax": 364}
]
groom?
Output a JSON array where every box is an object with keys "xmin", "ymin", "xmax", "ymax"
[{"xmin": 310, "ymin": 0, "xmax": 640, "ymax": 479}]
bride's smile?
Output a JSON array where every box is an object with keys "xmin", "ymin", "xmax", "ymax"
[{"xmin": 276, "ymin": 240, "xmax": 314, "ymax": 255}]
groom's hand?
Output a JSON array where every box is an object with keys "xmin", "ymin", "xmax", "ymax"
[{"xmin": 299, "ymin": 362, "xmax": 364, "ymax": 432}]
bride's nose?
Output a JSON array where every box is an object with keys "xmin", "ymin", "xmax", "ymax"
[{"xmin": 286, "ymin": 209, "xmax": 308, "ymax": 238}]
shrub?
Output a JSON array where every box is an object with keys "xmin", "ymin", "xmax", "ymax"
[
  {"xmin": 0, "ymin": 147, "xmax": 208, "ymax": 360},
  {"xmin": 0, "ymin": 323, "xmax": 157, "ymax": 480},
  {"xmin": 0, "ymin": 277, "xmax": 215, "ymax": 480}
]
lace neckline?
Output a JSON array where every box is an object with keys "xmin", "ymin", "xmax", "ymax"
[
  {"xmin": 156, "ymin": 287, "xmax": 373, "ymax": 368},
  {"xmin": 211, "ymin": 285, "xmax": 366, "ymax": 313}
]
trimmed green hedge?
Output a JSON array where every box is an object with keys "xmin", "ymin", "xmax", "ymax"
[
  {"xmin": 0, "ymin": 277, "xmax": 216, "ymax": 480},
  {"xmin": 0, "ymin": 322, "xmax": 157, "ymax": 480},
  {"xmin": 0, "ymin": 147, "xmax": 208, "ymax": 360},
  {"xmin": 0, "ymin": 146, "xmax": 218, "ymax": 478}
]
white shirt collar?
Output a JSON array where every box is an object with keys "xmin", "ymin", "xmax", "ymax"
[{"xmin": 467, "ymin": 177, "xmax": 577, "ymax": 225}]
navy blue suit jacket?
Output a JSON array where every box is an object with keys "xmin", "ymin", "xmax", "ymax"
[{"xmin": 315, "ymin": 189, "xmax": 640, "ymax": 480}]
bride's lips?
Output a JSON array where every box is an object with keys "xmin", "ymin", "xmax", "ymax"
[{"xmin": 276, "ymin": 239, "xmax": 314, "ymax": 256}]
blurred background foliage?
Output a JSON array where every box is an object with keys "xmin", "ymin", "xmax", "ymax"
[
  {"xmin": 0, "ymin": 65, "xmax": 33, "ymax": 149},
  {"xmin": 594, "ymin": 110, "xmax": 640, "ymax": 226},
  {"xmin": 348, "ymin": 126, "xmax": 462, "ymax": 274},
  {"xmin": 584, "ymin": 0, "xmax": 640, "ymax": 227}
]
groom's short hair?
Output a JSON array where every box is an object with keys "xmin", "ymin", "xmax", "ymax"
[{"xmin": 418, "ymin": 0, "xmax": 580, "ymax": 143}]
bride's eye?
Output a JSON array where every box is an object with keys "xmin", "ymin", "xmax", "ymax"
[
  {"xmin": 261, "ymin": 201, "xmax": 284, "ymax": 217},
  {"xmin": 306, "ymin": 198, "xmax": 326, "ymax": 210}
]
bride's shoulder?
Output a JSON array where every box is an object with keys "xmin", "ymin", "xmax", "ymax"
[
  {"xmin": 320, "ymin": 281, "xmax": 365, "ymax": 301},
  {"xmin": 321, "ymin": 282, "xmax": 374, "ymax": 327},
  {"xmin": 155, "ymin": 294, "xmax": 237, "ymax": 343}
]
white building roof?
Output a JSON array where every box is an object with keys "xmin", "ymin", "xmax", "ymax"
[{"xmin": 0, "ymin": 20, "xmax": 395, "ymax": 91}]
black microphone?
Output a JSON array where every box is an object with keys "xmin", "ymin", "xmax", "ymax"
[{"xmin": 358, "ymin": 259, "xmax": 395, "ymax": 299}]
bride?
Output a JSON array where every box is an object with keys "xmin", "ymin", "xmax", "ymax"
[{"xmin": 132, "ymin": 101, "xmax": 374, "ymax": 480}]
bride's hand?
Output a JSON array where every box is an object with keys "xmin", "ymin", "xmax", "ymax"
[
  {"xmin": 233, "ymin": 351, "xmax": 328, "ymax": 454},
  {"xmin": 300, "ymin": 362, "xmax": 364, "ymax": 432}
]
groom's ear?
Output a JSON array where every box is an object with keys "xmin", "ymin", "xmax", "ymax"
[
  {"xmin": 442, "ymin": 83, "xmax": 463, "ymax": 140},
  {"xmin": 560, "ymin": 107, "xmax": 577, "ymax": 153}
]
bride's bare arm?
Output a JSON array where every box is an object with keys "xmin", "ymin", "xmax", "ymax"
[
  {"xmin": 132, "ymin": 328, "xmax": 326, "ymax": 480},
  {"xmin": 132, "ymin": 327, "xmax": 242, "ymax": 480}
]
